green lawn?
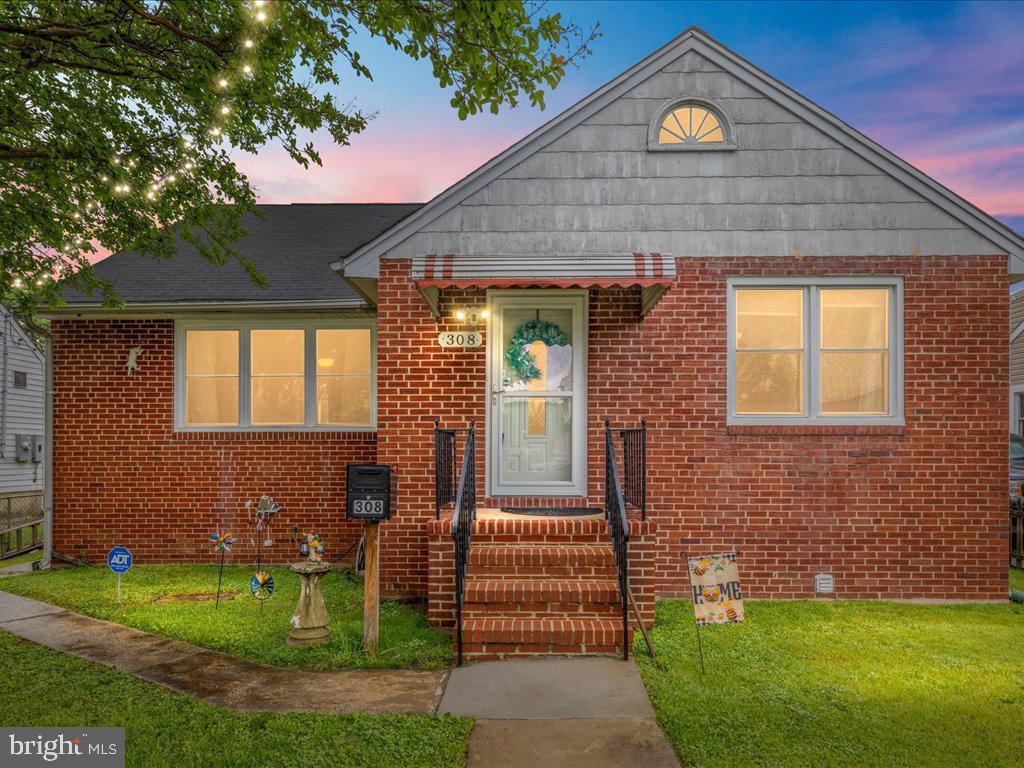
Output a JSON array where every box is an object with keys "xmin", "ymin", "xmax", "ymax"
[
  {"xmin": 636, "ymin": 600, "xmax": 1024, "ymax": 768},
  {"xmin": 0, "ymin": 631, "xmax": 469, "ymax": 768},
  {"xmin": 1011, "ymin": 568, "xmax": 1024, "ymax": 592},
  {"xmin": 0, "ymin": 564, "xmax": 451, "ymax": 670},
  {"xmin": 0, "ymin": 546, "xmax": 42, "ymax": 567}
]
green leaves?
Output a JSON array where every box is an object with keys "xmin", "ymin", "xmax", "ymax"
[{"xmin": 0, "ymin": 1, "xmax": 597, "ymax": 316}]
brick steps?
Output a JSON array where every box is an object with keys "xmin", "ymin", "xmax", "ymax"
[
  {"xmin": 470, "ymin": 544, "xmax": 616, "ymax": 578},
  {"xmin": 460, "ymin": 617, "xmax": 633, "ymax": 661},
  {"xmin": 453, "ymin": 517, "xmax": 630, "ymax": 661},
  {"xmin": 462, "ymin": 578, "xmax": 622, "ymax": 619}
]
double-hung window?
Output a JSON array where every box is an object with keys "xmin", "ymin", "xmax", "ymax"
[
  {"xmin": 177, "ymin": 320, "xmax": 375, "ymax": 430},
  {"xmin": 727, "ymin": 278, "xmax": 902, "ymax": 424}
]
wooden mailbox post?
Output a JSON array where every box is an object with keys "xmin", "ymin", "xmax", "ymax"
[{"xmin": 345, "ymin": 464, "xmax": 394, "ymax": 656}]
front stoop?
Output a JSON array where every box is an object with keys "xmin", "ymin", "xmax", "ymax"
[{"xmin": 427, "ymin": 515, "xmax": 656, "ymax": 661}]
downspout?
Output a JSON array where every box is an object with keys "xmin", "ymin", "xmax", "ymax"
[{"xmin": 41, "ymin": 332, "xmax": 52, "ymax": 569}]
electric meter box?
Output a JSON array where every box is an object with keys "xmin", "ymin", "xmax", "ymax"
[{"xmin": 345, "ymin": 464, "xmax": 394, "ymax": 521}]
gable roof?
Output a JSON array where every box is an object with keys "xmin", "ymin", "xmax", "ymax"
[
  {"xmin": 61, "ymin": 203, "xmax": 421, "ymax": 308},
  {"xmin": 338, "ymin": 26, "xmax": 1024, "ymax": 279}
]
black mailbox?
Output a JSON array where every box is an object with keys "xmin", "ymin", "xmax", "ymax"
[{"xmin": 346, "ymin": 464, "xmax": 394, "ymax": 521}]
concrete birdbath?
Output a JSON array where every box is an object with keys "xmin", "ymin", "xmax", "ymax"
[{"xmin": 287, "ymin": 532, "xmax": 332, "ymax": 647}]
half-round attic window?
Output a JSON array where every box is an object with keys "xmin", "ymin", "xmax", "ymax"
[{"xmin": 648, "ymin": 98, "xmax": 735, "ymax": 151}]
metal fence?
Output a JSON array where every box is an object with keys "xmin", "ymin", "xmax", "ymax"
[{"xmin": 1, "ymin": 492, "xmax": 43, "ymax": 560}]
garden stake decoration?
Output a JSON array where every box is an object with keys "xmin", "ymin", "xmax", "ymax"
[
  {"xmin": 684, "ymin": 551, "xmax": 745, "ymax": 674},
  {"xmin": 249, "ymin": 571, "xmax": 275, "ymax": 601},
  {"xmin": 209, "ymin": 527, "xmax": 236, "ymax": 608}
]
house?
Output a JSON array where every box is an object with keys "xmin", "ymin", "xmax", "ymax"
[
  {"xmin": 43, "ymin": 28, "xmax": 1015, "ymax": 658},
  {"xmin": 0, "ymin": 307, "xmax": 45, "ymax": 532},
  {"xmin": 1011, "ymin": 292, "xmax": 1024, "ymax": 434}
]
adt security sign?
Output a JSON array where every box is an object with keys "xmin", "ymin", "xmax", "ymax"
[{"xmin": 108, "ymin": 547, "xmax": 133, "ymax": 573}]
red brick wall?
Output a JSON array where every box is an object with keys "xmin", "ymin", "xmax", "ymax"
[
  {"xmin": 378, "ymin": 255, "xmax": 1008, "ymax": 601},
  {"xmin": 51, "ymin": 319, "xmax": 374, "ymax": 565}
]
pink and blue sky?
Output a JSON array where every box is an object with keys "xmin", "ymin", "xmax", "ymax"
[{"xmin": 234, "ymin": 0, "xmax": 1024, "ymax": 236}]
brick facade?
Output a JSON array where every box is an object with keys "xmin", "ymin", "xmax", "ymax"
[
  {"xmin": 377, "ymin": 255, "xmax": 1008, "ymax": 601},
  {"xmin": 52, "ymin": 252, "xmax": 1008, "ymax": 602},
  {"xmin": 50, "ymin": 319, "xmax": 374, "ymax": 565}
]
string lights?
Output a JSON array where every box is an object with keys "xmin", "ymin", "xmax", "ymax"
[{"xmin": 10, "ymin": 1, "xmax": 274, "ymax": 294}]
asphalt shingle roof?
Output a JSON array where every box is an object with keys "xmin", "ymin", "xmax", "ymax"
[{"xmin": 62, "ymin": 203, "xmax": 422, "ymax": 305}]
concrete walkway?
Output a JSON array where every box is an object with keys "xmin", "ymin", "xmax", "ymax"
[
  {"xmin": 0, "ymin": 592, "xmax": 446, "ymax": 714},
  {"xmin": 440, "ymin": 657, "xmax": 680, "ymax": 768}
]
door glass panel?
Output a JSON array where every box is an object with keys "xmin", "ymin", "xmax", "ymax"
[
  {"xmin": 495, "ymin": 302, "xmax": 577, "ymax": 490},
  {"xmin": 501, "ymin": 307, "xmax": 573, "ymax": 392},
  {"xmin": 500, "ymin": 397, "xmax": 572, "ymax": 485}
]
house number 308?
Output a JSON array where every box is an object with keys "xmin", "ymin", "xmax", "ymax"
[{"xmin": 437, "ymin": 331, "xmax": 482, "ymax": 348}]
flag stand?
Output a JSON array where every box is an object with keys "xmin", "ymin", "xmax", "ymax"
[{"xmin": 684, "ymin": 550, "xmax": 706, "ymax": 675}]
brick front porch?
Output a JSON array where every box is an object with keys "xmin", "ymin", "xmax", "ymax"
[{"xmin": 428, "ymin": 511, "xmax": 657, "ymax": 661}]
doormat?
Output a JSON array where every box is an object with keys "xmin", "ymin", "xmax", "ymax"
[{"xmin": 500, "ymin": 506, "xmax": 603, "ymax": 517}]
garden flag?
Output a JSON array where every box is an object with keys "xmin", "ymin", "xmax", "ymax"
[{"xmin": 687, "ymin": 551, "xmax": 744, "ymax": 626}]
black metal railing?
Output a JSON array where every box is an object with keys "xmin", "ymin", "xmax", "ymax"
[
  {"xmin": 604, "ymin": 420, "xmax": 630, "ymax": 661},
  {"xmin": 1012, "ymin": 496, "xmax": 1024, "ymax": 570},
  {"xmin": 619, "ymin": 420, "xmax": 647, "ymax": 520},
  {"xmin": 451, "ymin": 421, "xmax": 477, "ymax": 666},
  {"xmin": 434, "ymin": 419, "xmax": 458, "ymax": 519}
]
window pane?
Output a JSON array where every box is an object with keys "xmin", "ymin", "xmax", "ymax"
[
  {"xmin": 820, "ymin": 351, "xmax": 887, "ymax": 414},
  {"xmin": 251, "ymin": 329, "xmax": 304, "ymax": 375},
  {"xmin": 735, "ymin": 290, "xmax": 803, "ymax": 350},
  {"xmin": 186, "ymin": 330, "xmax": 238, "ymax": 375},
  {"xmin": 317, "ymin": 377, "xmax": 371, "ymax": 426},
  {"xmin": 252, "ymin": 377, "xmax": 304, "ymax": 425},
  {"xmin": 821, "ymin": 289, "xmax": 888, "ymax": 349},
  {"xmin": 316, "ymin": 329, "xmax": 371, "ymax": 375},
  {"xmin": 735, "ymin": 351, "xmax": 803, "ymax": 414},
  {"xmin": 186, "ymin": 378, "xmax": 238, "ymax": 425}
]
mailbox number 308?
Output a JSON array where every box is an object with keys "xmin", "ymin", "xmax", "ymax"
[
  {"xmin": 353, "ymin": 498, "xmax": 385, "ymax": 516},
  {"xmin": 438, "ymin": 331, "xmax": 481, "ymax": 348}
]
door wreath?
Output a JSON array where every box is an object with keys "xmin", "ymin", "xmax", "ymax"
[{"xmin": 505, "ymin": 319, "xmax": 570, "ymax": 384}]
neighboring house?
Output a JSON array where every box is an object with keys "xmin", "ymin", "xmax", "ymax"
[
  {"xmin": 44, "ymin": 28, "xmax": 1017, "ymax": 656},
  {"xmin": 1011, "ymin": 292, "xmax": 1024, "ymax": 434},
  {"xmin": 0, "ymin": 306, "xmax": 44, "ymax": 515}
]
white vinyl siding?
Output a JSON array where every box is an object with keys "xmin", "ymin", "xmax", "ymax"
[
  {"xmin": 0, "ymin": 309, "xmax": 44, "ymax": 495},
  {"xmin": 727, "ymin": 277, "xmax": 903, "ymax": 425},
  {"xmin": 175, "ymin": 319, "xmax": 375, "ymax": 431}
]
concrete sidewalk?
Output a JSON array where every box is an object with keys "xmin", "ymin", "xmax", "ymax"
[
  {"xmin": 0, "ymin": 591, "xmax": 446, "ymax": 715},
  {"xmin": 440, "ymin": 657, "xmax": 679, "ymax": 768}
]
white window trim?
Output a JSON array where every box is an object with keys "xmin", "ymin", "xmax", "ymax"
[
  {"xmin": 727, "ymin": 276, "xmax": 904, "ymax": 426},
  {"xmin": 1010, "ymin": 385, "xmax": 1024, "ymax": 435},
  {"xmin": 174, "ymin": 317, "xmax": 376, "ymax": 432}
]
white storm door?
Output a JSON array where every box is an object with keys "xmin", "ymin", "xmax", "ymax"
[{"xmin": 487, "ymin": 291, "xmax": 587, "ymax": 497}]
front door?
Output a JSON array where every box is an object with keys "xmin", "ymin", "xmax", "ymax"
[{"xmin": 487, "ymin": 291, "xmax": 587, "ymax": 497}]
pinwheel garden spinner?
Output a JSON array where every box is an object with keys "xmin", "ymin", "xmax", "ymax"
[
  {"xmin": 250, "ymin": 570, "xmax": 275, "ymax": 601},
  {"xmin": 210, "ymin": 527, "xmax": 235, "ymax": 608}
]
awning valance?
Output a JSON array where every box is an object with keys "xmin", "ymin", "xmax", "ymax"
[{"xmin": 411, "ymin": 253, "xmax": 675, "ymax": 318}]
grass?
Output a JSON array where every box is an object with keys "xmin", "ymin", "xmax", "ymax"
[
  {"xmin": 0, "ymin": 564, "xmax": 451, "ymax": 670},
  {"xmin": 0, "ymin": 546, "xmax": 42, "ymax": 567},
  {"xmin": 635, "ymin": 600, "xmax": 1024, "ymax": 768},
  {"xmin": 1011, "ymin": 568, "xmax": 1024, "ymax": 592},
  {"xmin": 0, "ymin": 630, "xmax": 470, "ymax": 768}
]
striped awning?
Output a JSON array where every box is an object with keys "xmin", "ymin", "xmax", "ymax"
[
  {"xmin": 411, "ymin": 253, "xmax": 675, "ymax": 289},
  {"xmin": 410, "ymin": 253, "xmax": 675, "ymax": 318}
]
